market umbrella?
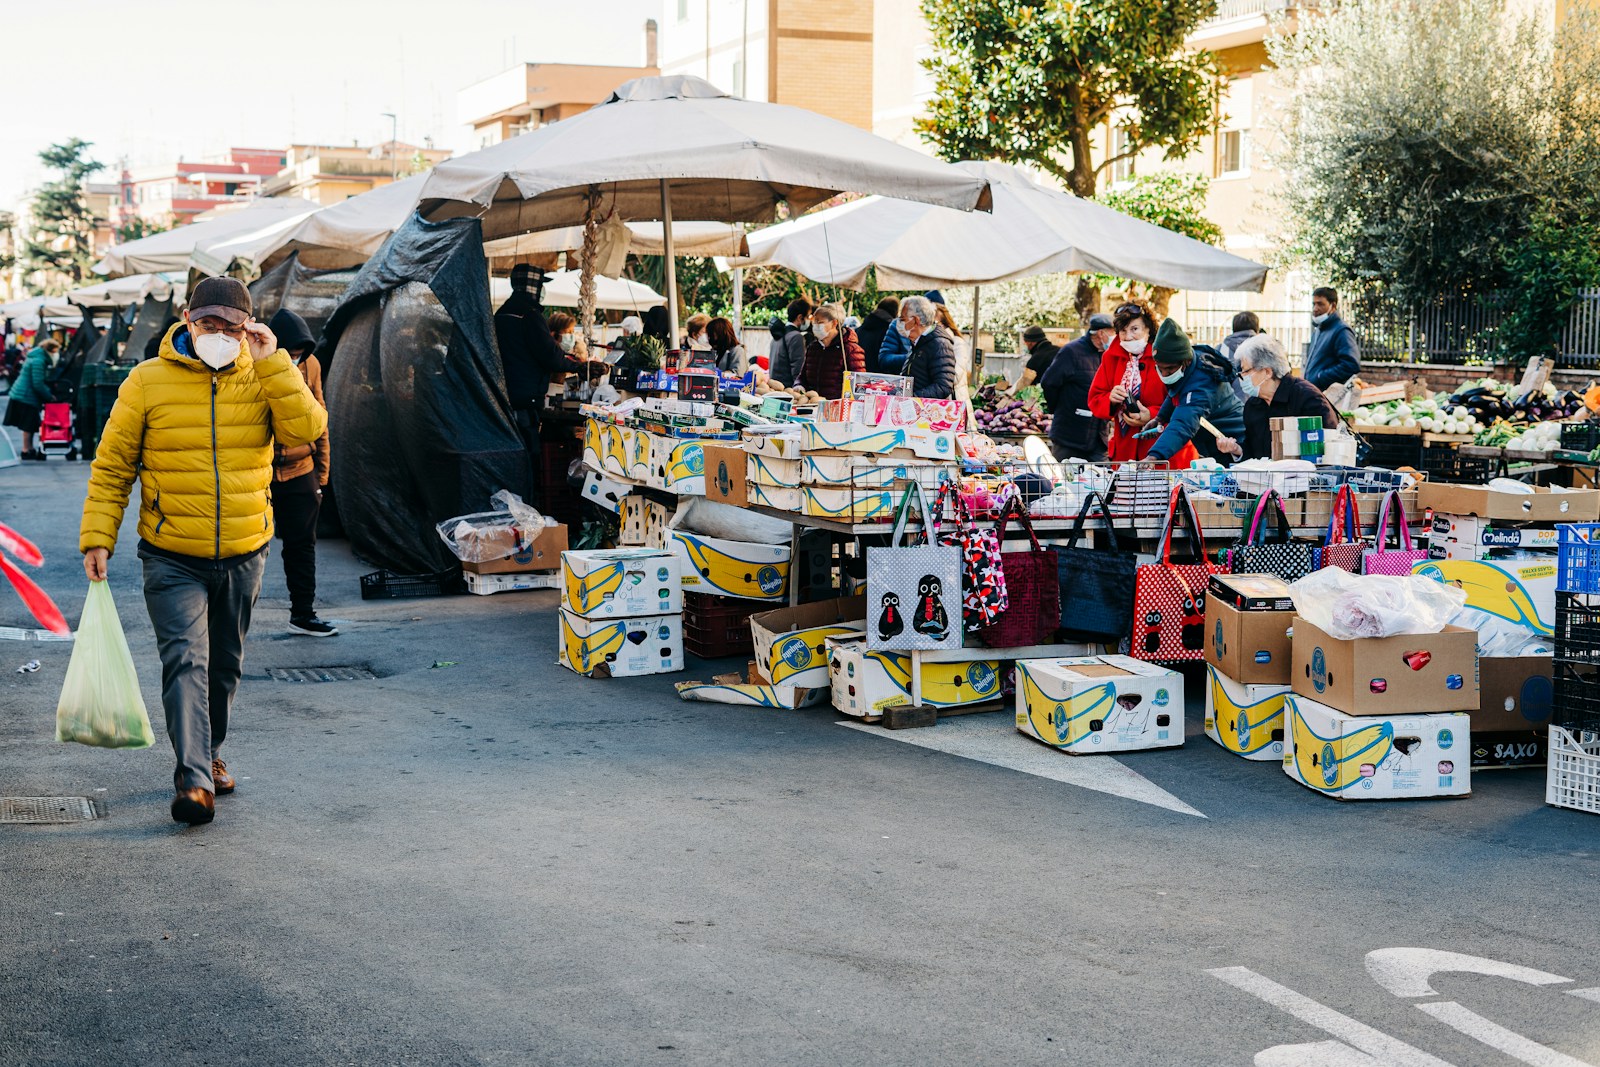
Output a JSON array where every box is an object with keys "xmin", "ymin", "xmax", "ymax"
[
  {"xmin": 728, "ymin": 161, "xmax": 1269, "ymax": 293},
  {"xmin": 95, "ymin": 197, "xmax": 321, "ymax": 277},
  {"xmin": 65, "ymin": 272, "xmax": 185, "ymax": 309},
  {"xmin": 416, "ymin": 74, "xmax": 994, "ymax": 342},
  {"xmin": 489, "ymin": 269, "xmax": 665, "ymax": 312}
]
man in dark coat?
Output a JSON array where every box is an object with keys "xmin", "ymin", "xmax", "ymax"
[
  {"xmin": 767, "ymin": 298, "xmax": 813, "ymax": 386},
  {"xmin": 1038, "ymin": 315, "xmax": 1114, "ymax": 461},
  {"xmin": 494, "ymin": 264, "xmax": 581, "ymax": 459},
  {"xmin": 855, "ymin": 296, "xmax": 899, "ymax": 373},
  {"xmin": 1217, "ymin": 335, "xmax": 1342, "ymax": 461},
  {"xmin": 1145, "ymin": 318, "xmax": 1247, "ymax": 465},
  {"xmin": 1303, "ymin": 286, "xmax": 1361, "ymax": 389},
  {"xmin": 899, "ymin": 295, "xmax": 955, "ymax": 399},
  {"xmin": 1220, "ymin": 310, "xmax": 1258, "ymax": 365}
]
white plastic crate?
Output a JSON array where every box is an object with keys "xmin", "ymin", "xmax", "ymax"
[{"xmin": 1547, "ymin": 726, "xmax": 1600, "ymax": 815}]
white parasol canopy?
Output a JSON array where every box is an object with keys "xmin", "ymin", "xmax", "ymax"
[
  {"xmin": 0, "ymin": 295, "xmax": 81, "ymax": 328},
  {"xmin": 95, "ymin": 197, "xmax": 321, "ymax": 277},
  {"xmin": 489, "ymin": 270, "xmax": 665, "ymax": 312},
  {"xmin": 728, "ymin": 161, "xmax": 1268, "ymax": 293},
  {"xmin": 417, "ymin": 75, "xmax": 994, "ymax": 340},
  {"xmin": 66, "ymin": 272, "xmax": 185, "ymax": 309}
]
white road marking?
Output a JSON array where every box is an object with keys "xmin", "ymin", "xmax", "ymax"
[
  {"xmin": 1366, "ymin": 948, "xmax": 1572, "ymax": 998},
  {"xmin": 838, "ymin": 714, "xmax": 1205, "ymax": 818},
  {"xmin": 1416, "ymin": 1002, "xmax": 1599, "ymax": 1067},
  {"xmin": 1208, "ymin": 966, "xmax": 1459, "ymax": 1067},
  {"xmin": 1255, "ymin": 1040, "xmax": 1387, "ymax": 1066},
  {"xmin": 1568, "ymin": 988, "xmax": 1600, "ymax": 1004}
]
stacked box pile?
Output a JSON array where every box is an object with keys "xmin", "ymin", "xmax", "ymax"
[{"xmin": 558, "ymin": 549, "xmax": 684, "ymax": 678}]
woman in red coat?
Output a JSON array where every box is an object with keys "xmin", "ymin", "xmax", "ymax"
[{"xmin": 1087, "ymin": 302, "xmax": 1197, "ymax": 468}]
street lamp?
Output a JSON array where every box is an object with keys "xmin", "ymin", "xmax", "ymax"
[{"xmin": 380, "ymin": 112, "xmax": 397, "ymax": 181}]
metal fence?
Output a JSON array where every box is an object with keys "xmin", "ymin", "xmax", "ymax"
[{"xmin": 1185, "ymin": 288, "xmax": 1600, "ymax": 370}]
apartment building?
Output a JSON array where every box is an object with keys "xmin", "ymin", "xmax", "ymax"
[
  {"xmin": 116, "ymin": 147, "xmax": 286, "ymax": 228},
  {"xmin": 260, "ymin": 142, "xmax": 454, "ymax": 205}
]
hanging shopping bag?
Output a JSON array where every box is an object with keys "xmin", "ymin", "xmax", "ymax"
[
  {"xmin": 866, "ymin": 482, "xmax": 963, "ymax": 651},
  {"xmin": 977, "ymin": 496, "xmax": 1060, "ymax": 648},
  {"xmin": 55, "ymin": 582, "xmax": 154, "ymax": 750},
  {"xmin": 1314, "ymin": 485, "xmax": 1366, "ymax": 573},
  {"xmin": 1131, "ymin": 484, "xmax": 1224, "ymax": 662},
  {"xmin": 933, "ymin": 482, "xmax": 1007, "ymax": 632},
  {"xmin": 1225, "ymin": 490, "xmax": 1318, "ymax": 581},
  {"xmin": 1361, "ymin": 490, "xmax": 1428, "ymax": 576},
  {"xmin": 1055, "ymin": 491, "xmax": 1137, "ymax": 643}
]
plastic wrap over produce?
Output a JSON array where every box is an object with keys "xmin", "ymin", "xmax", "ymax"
[
  {"xmin": 1288, "ymin": 567, "xmax": 1467, "ymax": 640},
  {"xmin": 437, "ymin": 491, "xmax": 551, "ymax": 563},
  {"xmin": 321, "ymin": 215, "xmax": 532, "ymax": 574}
]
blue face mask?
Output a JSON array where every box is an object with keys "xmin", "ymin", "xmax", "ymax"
[{"xmin": 1239, "ymin": 373, "xmax": 1260, "ymax": 398}]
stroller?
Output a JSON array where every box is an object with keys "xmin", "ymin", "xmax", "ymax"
[{"xmin": 38, "ymin": 398, "xmax": 77, "ymax": 460}]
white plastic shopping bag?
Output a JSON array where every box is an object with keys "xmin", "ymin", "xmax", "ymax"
[{"xmin": 55, "ymin": 582, "xmax": 154, "ymax": 749}]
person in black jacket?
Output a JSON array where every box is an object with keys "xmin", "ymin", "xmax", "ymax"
[
  {"xmin": 767, "ymin": 298, "xmax": 813, "ymax": 386},
  {"xmin": 898, "ymin": 295, "xmax": 955, "ymax": 399},
  {"xmin": 494, "ymin": 264, "xmax": 582, "ymax": 461},
  {"xmin": 1217, "ymin": 334, "xmax": 1342, "ymax": 461},
  {"xmin": 855, "ymin": 297, "xmax": 898, "ymax": 373},
  {"xmin": 1038, "ymin": 316, "xmax": 1115, "ymax": 461}
]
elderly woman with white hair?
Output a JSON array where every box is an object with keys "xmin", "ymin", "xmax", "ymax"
[
  {"xmin": 1217, "ymin": 333, "xmax": 1342, "ymax": 461},
  {"xmin": 898, "ymin": 295, "xmax": 956, "ymax": 399}
]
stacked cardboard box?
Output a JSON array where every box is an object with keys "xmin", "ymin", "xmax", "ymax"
[
  {"xmin": 1203, "ymin": 575, "xmax": 1295, "ymax": 762},
  {"xmin": 1271, "ymin": 416, "xmax": 1326, "ymax": 460},
  {"xmin": 557, "ymin": 549, "xmax": 684, "ymax": 678},
  {"xmin": 745, "ymin": 430, "xmax": 950, "ymax": 521},
  {"xmin": 1015, "ymin": 655, "xmax": 1185, "ymax": 754}
]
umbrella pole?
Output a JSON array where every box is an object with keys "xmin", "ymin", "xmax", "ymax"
[
  {"xmin": 732, "ymin": 267, "xmax": 744, "ymax": 333},
  {"xmin": 660, "ymin": 179, "xmax": 679, "ymax": 348},
  {"xmin": 970, "ymin": 285, "xmax": 982, "ymax": 384}
]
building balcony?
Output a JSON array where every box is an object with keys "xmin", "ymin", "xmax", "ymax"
[{"xmin": 1189, "ymin": 0, "xmax": 1317, "ymax": 50}]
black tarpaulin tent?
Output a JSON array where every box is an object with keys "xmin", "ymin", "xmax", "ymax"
[
  {"xmin": 319, "ymin": 213, "xmax": 531, "ymax": 575},
  {"xmin": 248, "ymin": 252, "xmax": 357, "ymax": 345}
]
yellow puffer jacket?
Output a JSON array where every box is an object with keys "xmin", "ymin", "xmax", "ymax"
[{"xmin": 80, "ymin": 323, "xmax": 329, "ymax": 560}]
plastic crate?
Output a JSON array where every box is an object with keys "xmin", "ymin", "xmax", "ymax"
[
  {"xmin": 1420, "ymin": 444, "xmax": 1499, "ymax": 484},
  {"xmin": 1553, "ymin": 661, "xmax": 1600, "ymax": 735},
  {"xmin": 1360, "ymin": 435, "xmax": 1423, "ymax": 471},
  {"xmin": 1547, "ymin": 726, "xmax": 1600, "ymax": 815},
  {"xmin": 1558, "ymin": 525, "xmax": 1600, "ymax": 594},
  {"xmin": 359, "ymin": 568, "xmax": 464, "ymax": 600},
  {"xmin": 682, "ymin": 591, "xmax": 762, "ymax": 658},
  {"xmin": 1561, "ymin": 422, "xmax": 1600, "ymax": 454}
]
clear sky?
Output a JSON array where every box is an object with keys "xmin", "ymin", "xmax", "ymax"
[{"xmin": 0, "ymin": 0, "xmax": 661, "ymax": 207}]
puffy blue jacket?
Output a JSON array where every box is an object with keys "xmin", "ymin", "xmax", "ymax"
[
  {"xmin": 1303, "ymin": 314, "xmax": 1361, "ymax": 389},
  {"xmin": 9, "ymin": 347, "xmax": 52, "ymax": 407},
  {"xmin": 877, "ymin": 321, "xmax": 911, "ymax": 372},
  {"xmin": 1148, "ymin": 355, "xmax": 1247, "ymax": 463}
]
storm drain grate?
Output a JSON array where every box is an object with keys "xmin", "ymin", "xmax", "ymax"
[
  {"xmin": 266, "ymin": 666, "xmax": 376, "ymax": 683},
  {"xmin": 0, "ymin": 797, "xmax": 100, "ymax": 823}
]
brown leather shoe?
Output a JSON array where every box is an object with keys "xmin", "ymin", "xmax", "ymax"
[
  {"xmin": 212, "ymin": 758, "xmax": 235, "ymax": 795},
  {"xmin": 171, "ymin": 787, "xmax": 215, "ymax": 825}
]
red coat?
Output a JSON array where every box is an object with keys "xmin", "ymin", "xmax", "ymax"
[
  {"xmin": 1087, "ymin": 337, "xmax": 1198, "ymax": 468},
  {"xmin": 800, "ymin": 326, "xmax": 867, "ymax": 400}
]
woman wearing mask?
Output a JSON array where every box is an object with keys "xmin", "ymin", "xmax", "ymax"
[
  {"xmin": 800, "ymin": 304, "xmax": 865, "ymax": 399},
  {"xmin": 1088, "ymin": 301, "xmax": 1169, "ymax": 463},
  {"xmin": 706, "ymin": 317, "xmax": 746, "ymax": 373},
  {"xmin": 682, "ymin": 313, "xmax": 711, "ymax": 352},
  {"xmin": 1215, "ymin": 334, "xmax": 1340, "ymax": 461},
  {"xmin": 546, "ymin": 312, "xmax": 588, "ymax": 361}
]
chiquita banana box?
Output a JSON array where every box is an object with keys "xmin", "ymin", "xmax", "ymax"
[
  {"xmin": 624, "ymin": 426, "xmax": 654, "ymax": 482},
  {"xmin": 650, "ymin": 435, "xmax": 707, "ymax": 495},
  {"xmin": 1204, "ymin": 664, "xmax": 1289, "ymax": 761},
  {"xmin": 670, "ymin": 531, "xmax": 790, "ymax": 601},
  {"xmin": 561, "ymin": 548, "xmax": 683, "ymax": 620},
  {"xmin": 1282, "ymin": 694, "xmax": 1471, "ymax": 800},
  {"xmin": 801, "ymin": 486, "xmax": 897, "ymax": 522},
  {"xmin": 558, "ymin": 609, "xmax": 683, "ymax": 678},
  {"xmin": 800, "ymin": 454, "xmax": 937, "ymax": 488},
  {"xmin": 747, "ymin": 454, "xmax": 802, "ymax": 488},
  {"xmin": 750, "ymin": 597, "xmax": 868, "ymax": 688},
  {"xmin": 1017, "ymin": 655, "xmax": 1184, "ymax": 754},
  {"xmin": 827, "ymin": 633, "xmax": 1001, "ymax": 717},
  {"xmin": 582, "ymin": 418, "xmax": 607, "ymax": 473}
]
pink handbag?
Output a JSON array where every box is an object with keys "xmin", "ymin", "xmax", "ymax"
[
  {"xmin": 1361, "ymin": 490, "xmax": 1427, "ymax": 576},
  {"xmin": 1316, "ymin": 485, "xmax": 1366, "ymax": 573}
]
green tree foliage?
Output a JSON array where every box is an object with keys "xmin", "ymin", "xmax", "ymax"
[
  {"xmin": 917, "ymin": 0, "xmax": 1219, "ymax": 198},
  {"xmin": 1269, "ymin": 0, "xmax": 1600, "ymax": 309},
  {"xmin": 20, "ymin": 138, "xmax": 105, "ymax": 294},
  {"xmin": 115, "ymin": 215, "xmax": 170, "ymax": 243},
  {"xmin": 0, "ymin": 210, "xmax": 16, "ymax": 275}
]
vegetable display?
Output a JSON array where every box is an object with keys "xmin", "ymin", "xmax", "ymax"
[{"xmin": 973, "ymin": 383, "xmax": 1050, "ymax": 435}]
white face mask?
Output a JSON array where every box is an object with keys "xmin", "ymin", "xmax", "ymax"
[
  {"xmin": 559, "ymin": 333, "xmax": 577, "ymax": 353},
  {"xmin": 1158, "ymin": 366, "xmax": 1184, "ymax": 385},
  {"xmin": 193, "ymin": 331, "xmax": 240, "ymax": 369},
  {"xmin": 813, "ymin": 322, "xmax": 833, "ymax": 343},
  {"xmin": 1122, "ymin": 337, "xmax": 1148, "ymax": 356},
  {"xmin": 1312, "ymin": 312, "xmax": 1330, "ymax": 326}
]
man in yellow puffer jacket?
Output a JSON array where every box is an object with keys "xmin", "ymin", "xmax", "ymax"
[{"xmin": 79, "ymin": 277, "xmax": 327, "ymax": 826}]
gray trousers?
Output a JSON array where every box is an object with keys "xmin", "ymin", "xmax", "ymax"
[{"xmin": 141, "ymin": 549, "xmax": 267, "ymax": 792}]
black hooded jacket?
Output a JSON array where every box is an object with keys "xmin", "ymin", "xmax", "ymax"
[
  {"xmin": 268, "ymin": 308, "xmax": 317, "ymax": 356},
  {"xmin": 494, "ymin": 289, "xmax": 577, "ymax": 410}
]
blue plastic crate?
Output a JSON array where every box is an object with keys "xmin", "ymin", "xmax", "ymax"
[{"xmin": 1558, "ymin": 524, "xmax": 1600, "ymax": 594}]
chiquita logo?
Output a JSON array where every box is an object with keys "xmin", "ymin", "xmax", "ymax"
[
  {"xmin": 779, "ymin": 636, "xmax": 812, "ymax": 670},
  {"xmin": 757, "ymin": 566, "xmax": 783, "ymax": 594},
  {"xmin": 1321, "ymin": 742, "xmax": 1338, "ymax": 787},
  {"xmin": 966, "ymin": 662, "xmax": 997, "ymax": 693},
  {"xmin": 1312, "ymin": 648, "xmax": 1328, "ymax": 693}
]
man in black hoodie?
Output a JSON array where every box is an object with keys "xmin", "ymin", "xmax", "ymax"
[
  {"xmin": 494, "ymin": 265, "xmax": 582, "ymax": 473},
  {"xmin": 855, "ymin": 297, "xmax": 899, "ymax": 373},
  {"xmin": 266, "ymin": 308, "xmax": 337, "ymax": 637}
]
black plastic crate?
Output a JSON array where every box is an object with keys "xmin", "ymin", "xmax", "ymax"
[
  {"xmin": 683, "ymin": 592, "xmax": 763, "ymax": 658},
  {"xmin": 359, "ymin": 568, "xmax": 464, "ymax": 600},
  {"xmin": 1553, "ymin": 661, "xmax": 1600, "ymax": 735},
  {"xmin": 1360, "ymin": 434, "xmax": 1422, "ymax": 470},
  {"xmin": 1557, "ymin": 593, "xmax": 1600, "ymax": 664},
  {"xmin": 1562, "ymin": 422, "xmax": 1600, "ymax": 454},
  {"xmin": 1420, "ymin": 444, "xmax": 1500, "ymax": 484}
]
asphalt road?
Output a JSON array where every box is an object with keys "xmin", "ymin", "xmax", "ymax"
[{"xmin": 3, "ymin": 456, "xmax": 1599, "ymax": 1067}]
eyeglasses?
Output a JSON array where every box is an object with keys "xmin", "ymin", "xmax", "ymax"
[
  {"xmin": 192, "ymin": 320, "xmax": 247, "ymax": 339},
  {"xmin": 1115, "ymin": 303, "xmax": 1143, "ymax": 316}
]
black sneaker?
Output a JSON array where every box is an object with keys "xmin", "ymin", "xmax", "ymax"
[
  {"xmin": 22, "ymin": 450, "xmax": 46, "ymax": 461},
  {"xmin": 289, "ymin": 615, "xmax": 339, "ymax": 638}
]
